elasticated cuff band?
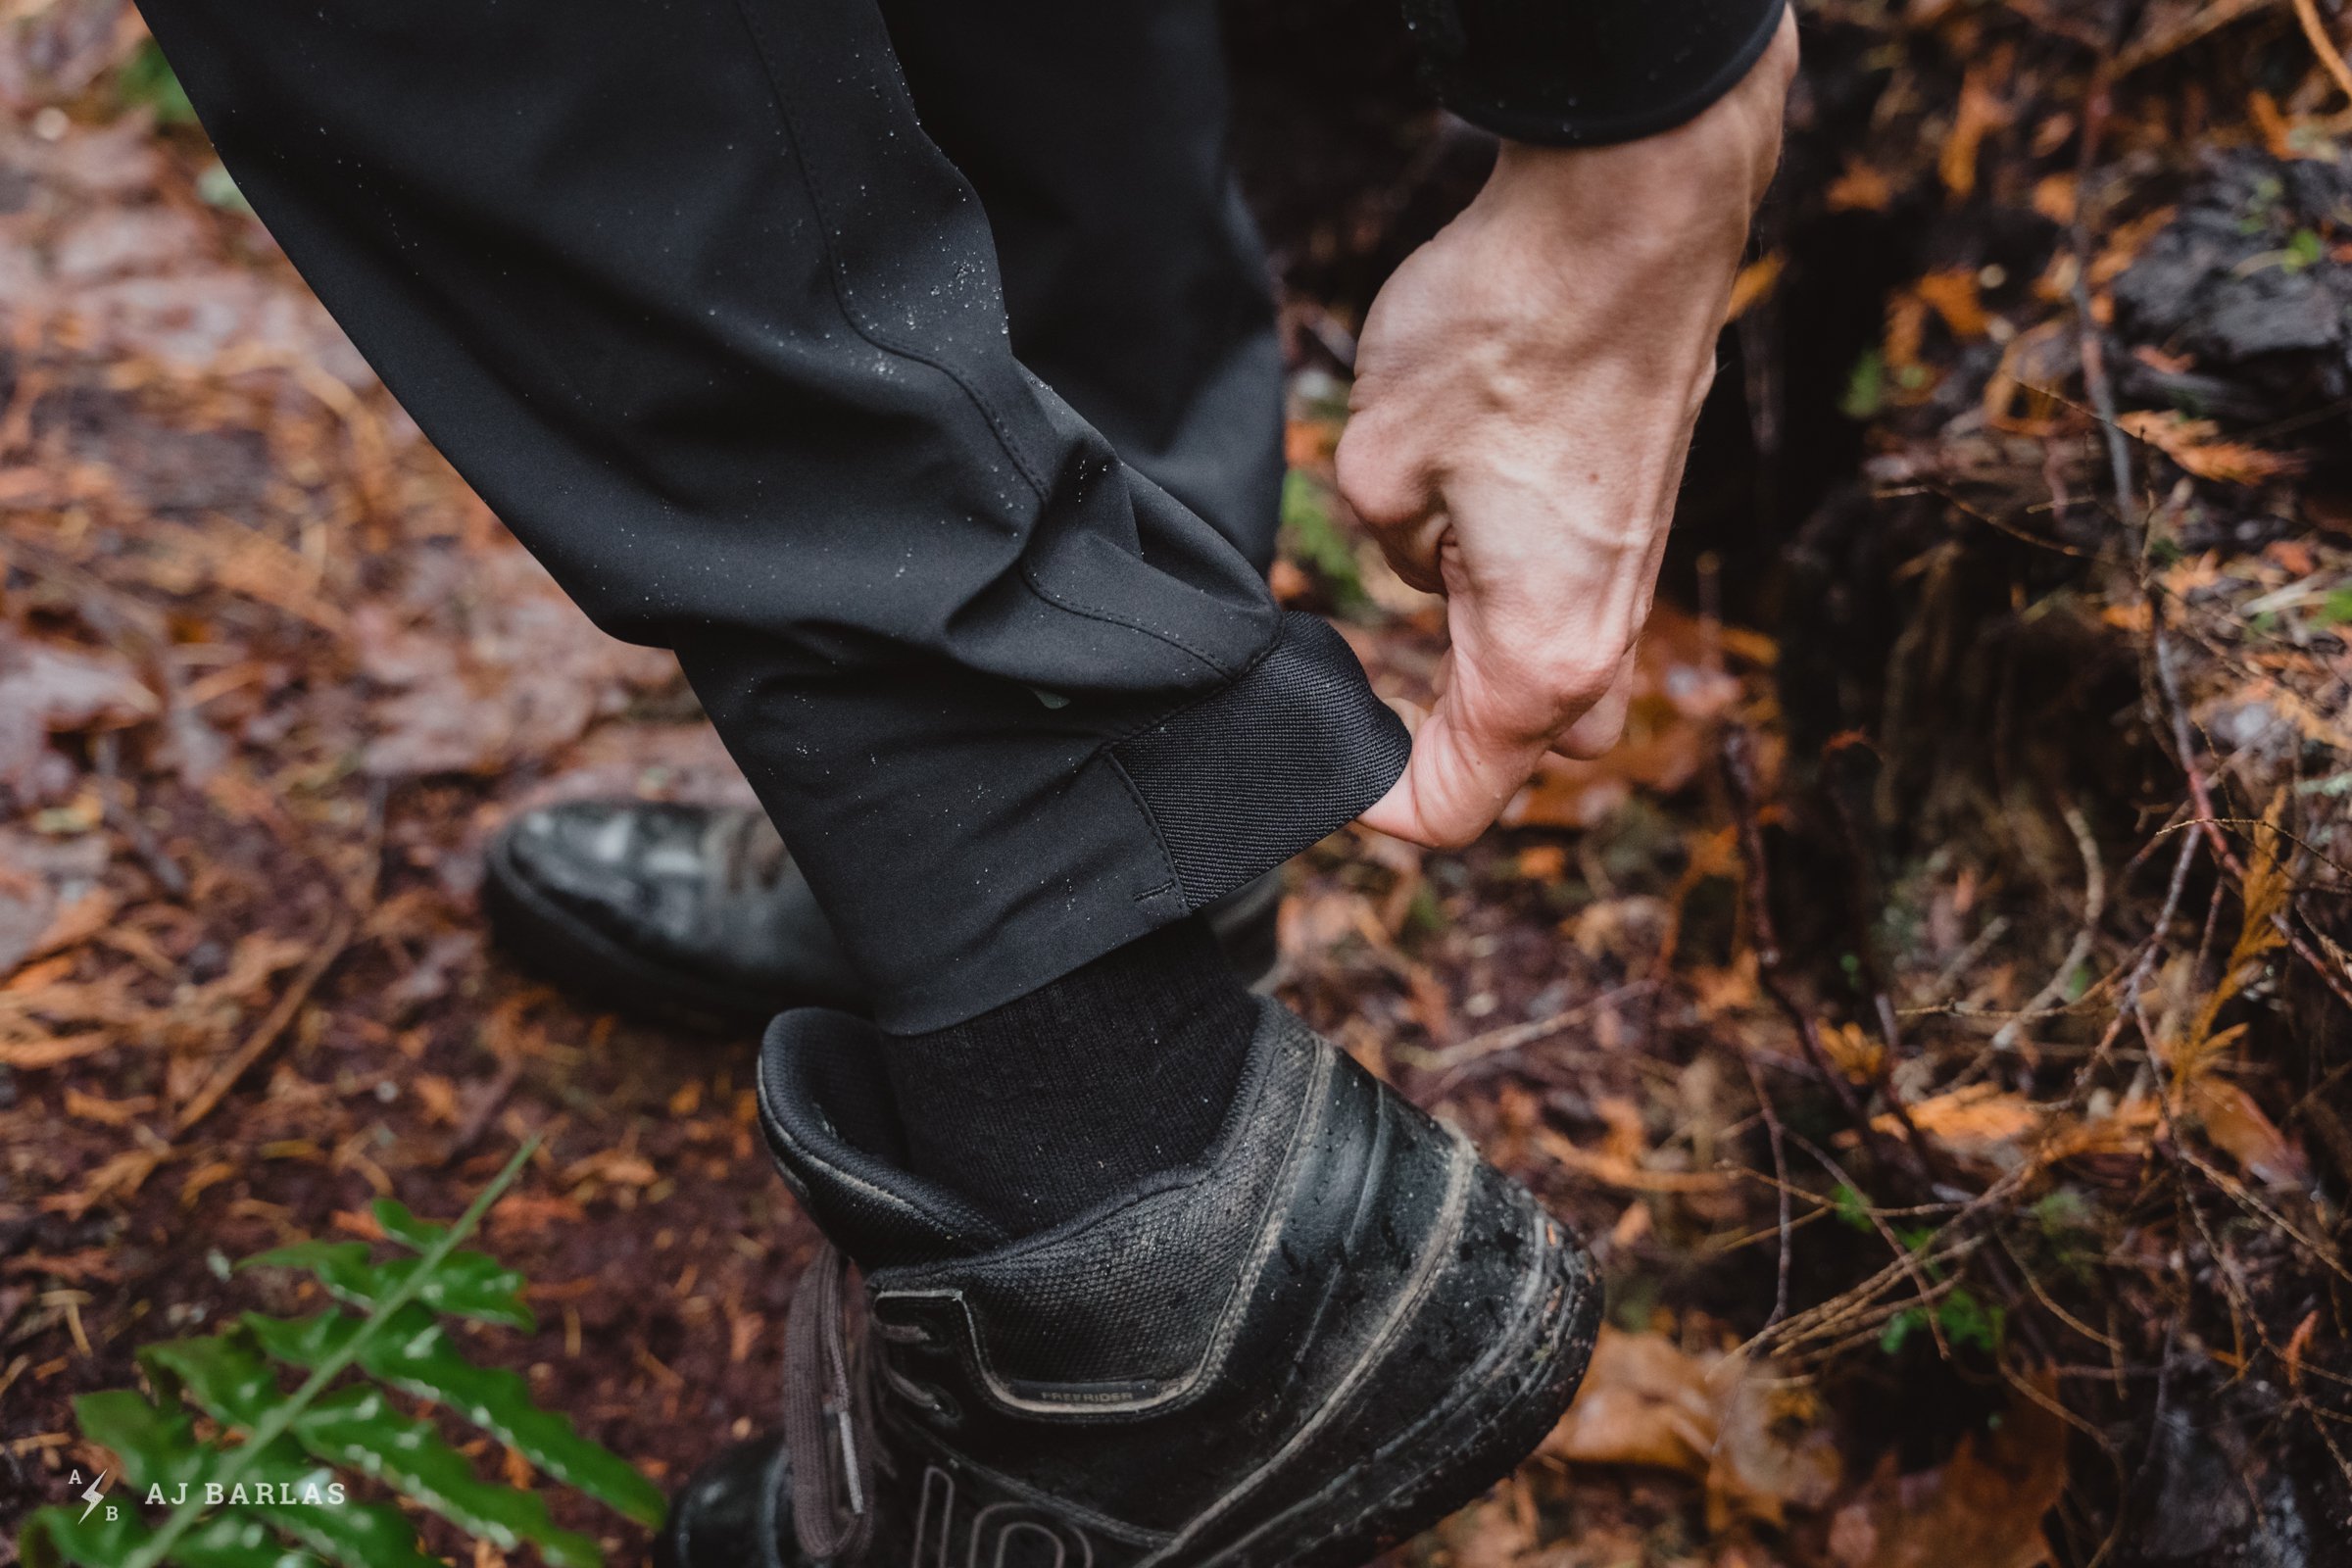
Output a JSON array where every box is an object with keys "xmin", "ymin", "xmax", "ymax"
[
  {"xmin": 1111, "ymin": 612, "xmax": 1411, "ymax": 909},
  {"xmin": 1402, "ymin": 0, "xmax": 1787, "ymax": 148}
]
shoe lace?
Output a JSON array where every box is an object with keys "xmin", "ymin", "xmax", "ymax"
[{"xmin": 783, "ymin": 1243, "xmax": 876, "ymax": 1561}]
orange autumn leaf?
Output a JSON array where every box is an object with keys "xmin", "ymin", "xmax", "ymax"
[
  {"xmin": 2031, "ymin": 172, "xmax": 2077, "ymax": 224},
  {"xmin": 2187, "ymin": 1077, "xmax": 2308, "ymax": 1189},
  {"xmin": 1873, "ymin": 1084, "xmax": 2040, "ymax": 1157},
  {"xmin": 1828, "ymin": 158, "xmax": 1895, "ymax": 212},
  {"xmin": 1939, "ymin": 64, "xmax": 2009, "ymax": 199},
  {"xmin": 1728, "ymin": 252, "xmax": 1786, "ymax": 320},
  {"xmin": 1545, "ymin": 1328, "xmax": 1841, "ymax": 1531},
  {"xmin": 2116, "ymin": 411, "xmax": 2303, "ymax": 486},
  {"xmin": 1915, "ymin": 270, "xmax": 1992, "ymax": 339}
]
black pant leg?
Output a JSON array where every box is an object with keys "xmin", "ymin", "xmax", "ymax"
[
  {"xmin": 884, "ymin": 0, "xmax": 1284, "ymax": 573},
  {"xmin": 132, "ymin": 0, "xmax": 1402, "ymax": 1029}
]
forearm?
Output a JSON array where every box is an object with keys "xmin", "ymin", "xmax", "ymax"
[
  {"xmin": 1345, "ymin": 10, "xmax": 1795, "ymax": 847},
  {"xmin": 1398, "ymin": 0, "xmax": 1789, "ymax": 147}
]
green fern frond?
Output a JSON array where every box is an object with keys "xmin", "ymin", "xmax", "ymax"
[
  {"xmin": 17, "ymin": 1139, "xmax": 664, "ymax": 1568},
  {"xmin": 141, "ymin": 1333, "xmax": 603, "ymax": 1568},
  {"xmin": 72, "ymin": 1390, "xmax": 431, "ymax": 1568},
  {"xmin": 241, "ymin": 1210, "xmax": 532, "ymax": 1330},
  {"xmin": 244, "ymin": 1309, "xmax": 659, "ymax": 1524}
]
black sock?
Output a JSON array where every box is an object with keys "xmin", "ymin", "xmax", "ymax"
[{"xmin": 881, "ymin": 916, "xmax": 1258, "ymax": 1235}]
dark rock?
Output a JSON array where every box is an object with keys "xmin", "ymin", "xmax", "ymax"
[{"xmin": 2110, "ymin": 147, "xmax": 2352, "ymax": 429}]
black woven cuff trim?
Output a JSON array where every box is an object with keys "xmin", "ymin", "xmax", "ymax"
[
  {"xmin": 1404, "ymin": 0, "xmax": 1786, "ymax": 149},
  {"xmin": 1110, "ymin": 612, "xmax": 1409, "ymax": 908}
]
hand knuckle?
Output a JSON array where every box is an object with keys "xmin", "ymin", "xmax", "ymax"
[{"xmin": 1529, "ymin": 647, "xmax": 1617, "ymax": 700}]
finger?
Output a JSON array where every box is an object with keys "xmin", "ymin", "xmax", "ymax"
[
  {"xmin": 1334, "ymin": 415, "xmax": 1448, "ymax": 594},
  {"xmin": 1552, "ymin": 648, "xmax": 1637, "ymax": 759},
  {"xmin": 1357, "ymin": 678, "xmax": 1549, "ymax": 849}
]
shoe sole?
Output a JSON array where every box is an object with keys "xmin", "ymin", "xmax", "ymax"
[
  {"xmin": 480, "ymin": 830, "xmax": 795, "ymax": 1030},
  {"xmin": 1200, "ymin": 1195, "xmax": 1600, "ymax": 1568}
]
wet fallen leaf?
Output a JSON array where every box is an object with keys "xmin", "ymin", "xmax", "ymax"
[
  {"xmin": 62, "ymin": 1088, "xmax": 153, "ymax": 1127},
  {"xmin": 1828, "ymin": 158, "xmax": 1896, "ymax": 212},
  {"xmin": 2116, "ymin": 411, "xmax": 2303, "ymax": 485},
  {"xmin": 1505, "ymin": 607, "xmax": 1744, "ymax": 830},
  {"xmin": 562, "ymin": 1147, "xmax": 661, "ymax": 1189},
  {"xmin": 1914, "ymin": 271, "xmax": 1991, "ymax": 339},
  {"xmin": 0, "ymin": 1031, "xmax": 113, "ymax": 1069},
  {"xmin": 1711, "ymin": 1370, "xmax": 1842, "ymax": 1530},
  {"xmin": 1546, "ymin": 1327, "xmax": 1717, "ymax": 1473},
  {"xmin": 0, "ymin": 827, "xmax": 110, "ymax": 975},
  {"xmin": 1824, "ymin": 1021, "xmax": 1887, "ymax": 1086},
  {"xmin": 1939, "ymin": 61, "xmax": 2010, "ymax": 199},
  {"xmin": 356, "ymin": 544, "xmax": 679, "ymax": 777},
  {"xmin": 1416, "ymin": 1484, "xmax": 1543, "ymax": 1568},
  {"xmin": 0, "ymin": 633, "xmax": 157, "ymax": 792},
  {"xmin": 2187, "ymin": 1077, "xmax": 2307, "ymax": 1189},
  {"xmin": 1872, "ymin": 1084, "xmax": 2041, "ymax": 1160},
  {"xmin": 1537, "ymin": 1126, "xmax": 1729, "ymax": 1197},
  {"xmin": 1543, "ymin": 1328, "xmax": 1839, "ymax": 1531},
  {"xmin": 1824, "ymin": 1377, "xmax": 2066, "ymax": 1568},
  {"xmin": 23, "ymin": 885, "xmax": 121, "ymax": 967}
]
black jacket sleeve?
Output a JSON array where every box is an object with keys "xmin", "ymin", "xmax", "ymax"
[{"xmin": 1400, "ymin": 0, "xmax": 1788, "ymax": 147}]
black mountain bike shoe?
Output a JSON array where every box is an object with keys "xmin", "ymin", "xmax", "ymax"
[
  {"xmin": 483, "ymin": 800, "xmax": 1284, "ymax": 1028},
  {"xmin": 658, "ymin": 1000, "xmax": 1600, "ymax": 1568}
]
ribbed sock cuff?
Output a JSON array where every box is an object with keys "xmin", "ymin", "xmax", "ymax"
[{"xmin": 881, "ymin": 915, "xmax": 1256, "ymax": 1235}]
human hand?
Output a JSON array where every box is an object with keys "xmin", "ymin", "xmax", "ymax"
[{"xmin": 1339, "ymin": 11, "xmax": 1796, "ymax": 848}]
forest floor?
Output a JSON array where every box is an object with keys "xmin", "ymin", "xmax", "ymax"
[{"xmin": 5, "ymin": 3, "xmax": 2352, "ymax": 1567}]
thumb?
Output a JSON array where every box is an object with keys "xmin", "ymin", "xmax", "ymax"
[{"xmin": 1357, "ymin": 677, "xmax": 1549, "ymax": 849}]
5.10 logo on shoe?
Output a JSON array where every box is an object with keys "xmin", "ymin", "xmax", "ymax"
[
  {"xmin": 913, "ymin": 1467, "xmax": 1096, "ymax": 1568},
  {"xmin": 63, "ymin": 1466, "xmax": 349, "ymax": 1522}
]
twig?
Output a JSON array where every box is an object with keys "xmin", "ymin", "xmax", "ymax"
[
  {"xmin": 172, "ymin": 912, "xmax": 357, "ymax": 1137},
  {"xmin": 2123, "ymin": 826, "xmax": 2201, "ymax": 1036},
  {"xmin": 1720, "ymin": 728, "xmax": 1921, "ymax": 1186},
  {"xmin": 2112, "ymin": 0, "xmax": 2281, "ymax": 75},
  {"xmin": 1993, "ymin": 799, "xmax": 2105, "ymax": 1053},
  {"xmin": 90, "ymin": 730, "xmax": 187, "ymax": 898},
  {"xmin": 1785, "ymin": 1128, "xmax": 1950, "ymax": 1360},
  {"xmin": 2152, "ymin": 626, "xmax": 2352, "ymax": 1015},
  {"xmin": 1411, "ymin": 978, "xmax": 1656, "ymax": 1084},
  {"xmin": 2069, "ymin": 64, "xmax": 2139, "ymax": 547},
  {"xmin": 2176, "ymin": 1145, "xmax": 2352, "ymax": 1290},
  {"xmin": 1739, "ymin": 1046, "xmax": 1794, "ymax": 1332},
  {"xmin": 1821, "ymin": 746, "xmax": 1957, "ymax": 1191},
  {"xmin": 443, "ymin": 1054, "xmax": 527, "ymax": 1166},
  {"xmin": 1996, "ymin": 1230, "xmax": 2123, "ymax": 1352},
  {"xmin": 2292, "ymin": 0, "xmax": 2352, "ymax": 106}
]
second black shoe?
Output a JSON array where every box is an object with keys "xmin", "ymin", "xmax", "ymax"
[
  {"xmin": 482, "ymin": 800, "xmax": 1285, "ymax": 1028},
  {"xmin": 659, "ymin": 999, "xmax": 1601, "ymax": 1568}
]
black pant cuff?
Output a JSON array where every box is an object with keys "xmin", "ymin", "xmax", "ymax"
[{"xmin": 1111, "ymin": 610, "xmax": 1411, "ymax": 914}]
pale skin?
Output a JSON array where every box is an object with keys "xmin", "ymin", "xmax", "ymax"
[{"xmin": 1343, "ymin": 11, "xmax": 1799, "ymax": 849}]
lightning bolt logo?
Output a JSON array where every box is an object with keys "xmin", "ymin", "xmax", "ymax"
[{"xmin": 77, "ymin": 1469, "xmax": 109, "ymax": 1523}]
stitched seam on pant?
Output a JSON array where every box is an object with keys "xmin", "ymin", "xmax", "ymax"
[
  {"xmin": 726, "ymin": 0, "xmax": 1235, "ymax": 680},
  {"xmin": 1095, "ymin": 613, "xmax": 1287, "ymax": 750},
  {"xmin": 1013, "ymin": 564, "xmax": 1237, "ymax": 677},
  {"xmin": 1099, "ymin": 750, "xmax": 1186, "ymax": 907}
]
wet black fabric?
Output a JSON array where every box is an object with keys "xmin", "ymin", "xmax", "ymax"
[
  {"xmin": 1403, "ymin": 0, "xmax": 1789, "ymax": 146},
  {"xmin": 129, "ymin": 0, "xmax": 1769, "ymax": 1031},
  {"xmin": 131, "ymin": 0, "xmax": 1394, "ymax": 1030}
]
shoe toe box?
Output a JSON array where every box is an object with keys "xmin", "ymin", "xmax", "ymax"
[{"xmin": 656, "ymin": 1436, "xmax": 809, "ymax": 1568}]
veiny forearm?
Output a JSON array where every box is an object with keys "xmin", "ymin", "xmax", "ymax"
[{"xmin": 1342, "ymin": 10, "xmax": 1798, "ymax": 848}]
